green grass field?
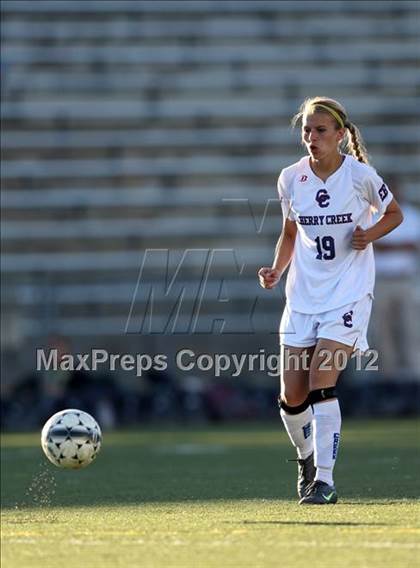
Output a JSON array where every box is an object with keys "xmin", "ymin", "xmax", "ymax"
[{"xmin": 1, "ymin": 420, "xmax": 419, "ymax": 568}]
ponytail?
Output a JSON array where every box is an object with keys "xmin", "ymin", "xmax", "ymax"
[{"xmin": 344, "ymin": 121, "xmax": 370, "ymax": 165}]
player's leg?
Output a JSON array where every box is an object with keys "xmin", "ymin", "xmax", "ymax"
[
  {"xmin": 278, "ymin": 307, "xmax": 319, "ymax": 497},
  {"xmin": 279, "ymin": 344, "xmax": 316, "ymax": 497},
  {"xmin": 300, "ymin": 295, "xmax": 372, "ymax": 504},
  {"xmin": 299, "ymin": 338, "xmax": 353, "ymax": 504}
]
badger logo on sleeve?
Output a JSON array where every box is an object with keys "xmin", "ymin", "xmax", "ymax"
[
  {"xmin": 315, "ymin": 189, "xmax": 330, "ymax": 208},
  {"xmin": 342, "ymin": 310, "xmax": 353, "ymax": 328},
  {"xmin": 378, "ymin": 183, "xmax": 389, "ymax": 202}
]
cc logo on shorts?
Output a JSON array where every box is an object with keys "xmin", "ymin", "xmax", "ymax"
[
  {"xmin": 342, "ymin": 310, "xmax": 353, "ymax": 328},
  {"xmin": 315, "ymin": 189, "xmax": 330, "ymax": 208}
]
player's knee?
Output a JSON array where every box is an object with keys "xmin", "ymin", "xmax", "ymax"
[
  {"xmin": 309, "ymin": 369, "xmax": 337, "ymax": 392},
  {"xmin": 278, "ymin": 394, "xmax": 310, "ymax": 414}
]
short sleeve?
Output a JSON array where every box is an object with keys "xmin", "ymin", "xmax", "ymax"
[
  {"xmin": 277, "ymin": 170, "xmax": 297, "ymax": 221},
  {"xmin": 361, "ymin": 168, "xmax": 394, "ymax": 215}
]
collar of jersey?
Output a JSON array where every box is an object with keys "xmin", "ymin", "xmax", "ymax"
[{"xmin": 304, "ymin": 154, "xmax": 348, "ymax": 185}]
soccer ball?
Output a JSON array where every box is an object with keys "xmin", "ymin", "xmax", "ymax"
[{"xmin": 41, "ymin": 409, "xmax": 102, "ymax": 469}]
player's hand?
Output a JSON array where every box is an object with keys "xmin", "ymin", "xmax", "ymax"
[
  {"xmin": 258, "ymin": 267, "xmax": 282, "ymax": 289},
  {"xmin": 352, "ymin": 225, "xmax": 371, "ymax": 250}
]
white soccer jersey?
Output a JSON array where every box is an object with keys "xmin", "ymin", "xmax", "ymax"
[{"xmin": 278, "ymin": 154, "xmax": 394, "ymax": 314}]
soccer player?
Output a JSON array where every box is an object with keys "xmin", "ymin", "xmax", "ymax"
[{"xmin": 258, "ymin": 97, "xmax": 403, "ymax": 504}]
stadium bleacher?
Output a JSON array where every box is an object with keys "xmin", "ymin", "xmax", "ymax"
[{"xmin": 1, "ymin": 0, "xmax": 419, "ymax": 377}]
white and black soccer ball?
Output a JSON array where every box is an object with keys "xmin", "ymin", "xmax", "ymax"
[{"xmin": 41, "ymin": 409, "xmax": 102, "ymax": 469}]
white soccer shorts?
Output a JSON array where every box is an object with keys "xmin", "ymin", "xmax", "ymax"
[{"xmin": 279, "ymin": 294, "xmax": 373, "ymax": 353}]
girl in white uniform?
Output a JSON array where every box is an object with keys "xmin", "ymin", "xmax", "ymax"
[{"xmin": 258, "ymin": 96, "xmax": 403, "ymax": 504}]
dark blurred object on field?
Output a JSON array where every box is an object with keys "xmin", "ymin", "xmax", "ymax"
[
  {"xmin": 371, "ymin": 178, "xmax": 420, "ymax": 378},
  {"xmin": 2, "ymin": 335, "xmax": 124, "ymax": 430}
]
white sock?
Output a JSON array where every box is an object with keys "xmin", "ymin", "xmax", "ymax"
[
  {"xmin": 280, "ymin": 405, "xmax": 313, "ymax": 459},
  {"xmin": 313, "ymin": 399, "xmax": 341, "ymax": 486}
]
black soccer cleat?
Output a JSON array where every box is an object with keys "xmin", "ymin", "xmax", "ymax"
[
  {"xmin": 299, "ymin": 480, "xmax": 338, "ymax": 505},
  {"xmin": 291, "ymin": 453, "xmax": 316, "ymax": 499}
]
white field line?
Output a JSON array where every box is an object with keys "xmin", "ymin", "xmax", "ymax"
[{"xmin": 4, "ymin": 537, "xmax": 420, "ymax": 549}]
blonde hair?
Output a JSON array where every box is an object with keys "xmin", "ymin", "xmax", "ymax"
[{"xmin": 292, "ymin": 96, "xmax": 370, "ymax": 164}]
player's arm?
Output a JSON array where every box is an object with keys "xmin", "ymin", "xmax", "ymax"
[
  {"xmin": 258, "ymin": 219, "xmax": 297, "ymax": 289},
  {"xmin": 352, "ymin": 198, "xmax": 404, "ymax": 250}
]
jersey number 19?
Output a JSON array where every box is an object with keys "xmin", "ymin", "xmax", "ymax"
[{"xmin": 315, "ymin": 236, "xmax": 336, "ymax": 260}]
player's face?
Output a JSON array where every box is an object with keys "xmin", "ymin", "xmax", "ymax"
[{"xmin": 302, "ymin": 113, "xmax": 344, "ymax": 161}]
